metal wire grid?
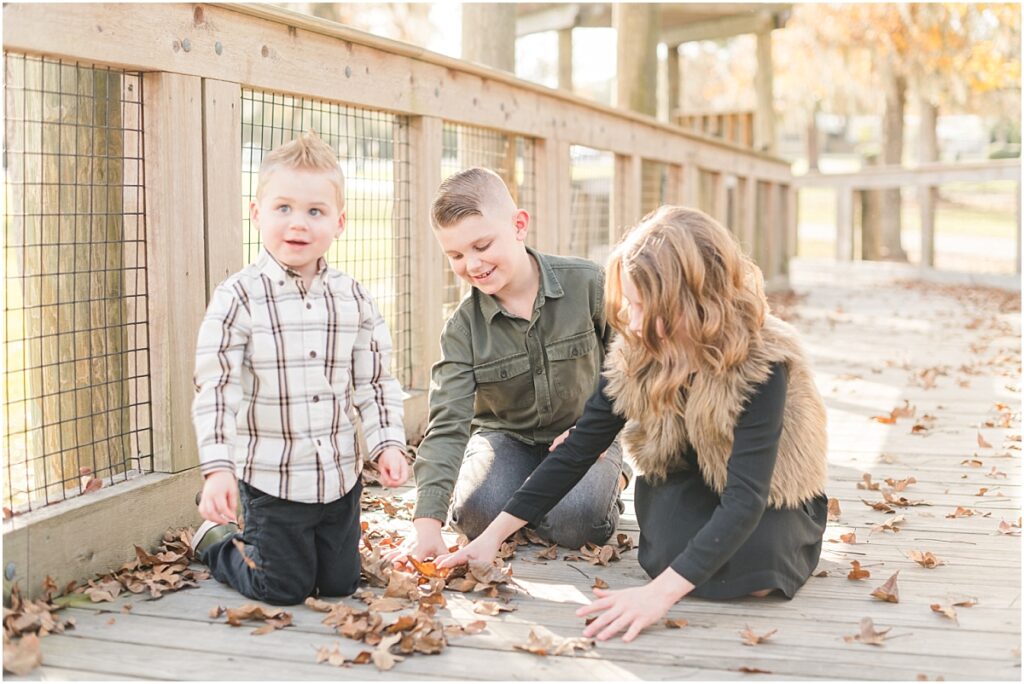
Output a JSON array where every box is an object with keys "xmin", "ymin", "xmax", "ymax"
[
  {"xmin": 568, "ymin": 145, "xmax": 613, "ymax": 265},
  {"xmin": 439, "ymin": 123, "xmax": 536, "ymax": 319},
  {"xmin": 640, "ymin": 160, "xmax": 669, "ymax": 217},
  {"xmin": 240, "ymin": 90, "xmax": 412, "ymax": 388},
  {"xmin": 3, "ymin": 53, "xmax": 152, "ymax": 514}
]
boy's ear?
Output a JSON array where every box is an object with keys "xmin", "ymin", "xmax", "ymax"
[
  {"xmin": 249, "ymin": 200, "xmax": 261, "ymax": 229},
  {"xmin": 513, "ymin": 209, "xmax": 530, "ymax": 241},
  {"xmin": 335, "ymin": 210, "xmax": 347, "ymax": 238}
]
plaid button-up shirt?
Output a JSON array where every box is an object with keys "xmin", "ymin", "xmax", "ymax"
[{"xmin": 192, "ymin": 249, "xmax": 405, "ymax": 503}]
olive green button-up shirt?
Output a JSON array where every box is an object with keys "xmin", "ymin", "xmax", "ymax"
[{"xmin": 412, "ymin": 248, "xmax": 611, "ymax": 522}]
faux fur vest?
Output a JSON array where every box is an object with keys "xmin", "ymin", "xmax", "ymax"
[{"xmin": 604, "ymin": 314, "xmax": 827, "ymax": 509}]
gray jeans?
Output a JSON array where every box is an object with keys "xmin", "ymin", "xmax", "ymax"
[{"xmin": 451, "ymin": 431, "xmax": 624, "ymax": 549}]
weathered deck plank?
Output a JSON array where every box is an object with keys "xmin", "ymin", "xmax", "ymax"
[{"xmin": 15, "ymin": 261, "xmax": 1021, "ymax": 680}]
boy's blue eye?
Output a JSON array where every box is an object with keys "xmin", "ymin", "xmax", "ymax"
[
  {"xmin": 309, "ymin": 208, "xmax": 322, "ymax": 217},
  {"xmin": 277, "ymin": 205, "xmax": 290, "ymax": 213}
]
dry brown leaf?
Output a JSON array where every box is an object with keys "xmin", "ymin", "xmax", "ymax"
[
  {"xmin": 232, "ymin": 539, "xmax": 259, "ymax": 570},
  {"xmin": 384, "ymin": 571, "xmax": 420, "ymax": 600},
  {"xmin": 472, "ymin": 600, "xmax": 516, "ymax": 616},
  {"xmin": 847, "ymin": 560, "xmax": 871, "ymax": 580},
  {"xmin": 314, "ymin": 642, "xmax": 348, "ymax": 667},
  {"xmin": 862, "ymin": 498, "xmax": 896, "ymax": 514},
  {"xmin": 839, "ymin": 532, "xmax": 857, "ymax": 544},
  {"xmin": 930, "ymin": 603, "xmax": 958, "ymax": 623},
  {"xmin": 513, "ymin": 625, "xmax": 594, "ymax": 656},
  {"xmin": 592, "ymin": 577, "xmax": 609, "ymax": 590},
  {"xmin": 536, "ymin": 545, "xmax": 559, "ymax": 561},
  {"xmin": 997, "ymin": 520, "xmax": 1021, "ymax": 536},
  {"xmin": 843, "ymin": 617, "xmax": 891, "ymax": 646},
  {"xmin": 615, "ymin": 533, "xmax": 635, "ymax": 551},
  {"xmin": 871, "ymin": 515, "xmax": 906, "ymax": 533},
  {"xmin": 367, "ymin": 596, "xmax": 408, "ymax": 613},
  {"xmin": 209, "ymin": 605, "xmax": 225, "ymax": 619},
  {"xmin": 977, "ymin": 431, "xmax": 993, "ymax": 449},
  {"xmin": 986, "ymin": 466, "xmax": 1008, "ymax": 479},
  {"xmin": 871, "ymin": 415, "xmax": 897, "ymax": 425},
  {"xmin": 3, "ymin": 633, "xmax": 42, "ymax": 675},
  {"xmin": 975, "ymin": 488, "xmax": 989, "ymax": 497},
  {"xmin": 884, "ymin": 476, "xmax": 917, "ymax": 491},
  {"xmin": 907, "ymin": 550, "xmax": 945, "ymax": 568},
  {"xmin": 407, "ymin": 557, "xmax": 451, "ymax": 579},
  {"xmin": 827, "ymin": 498, "xmax": 842, "ymax": 521},
  {"xmin": 737, "ymin": 667, "xmax": 773, "ymax": 674},
  {"xmin": 881, "ymin": 490, "xmax": 929, "ymax": 507},
  {"xmin": 739, "ymin": 625, "xmax": 777, "ymax": 646},
  {"xmin": 664, "ymin": 618, "xmax": 689, "ymax": 629},
  {"xmin": 856, "ymin": 474, "xmax": 880, "ymax": 491},
  {"xmin": 945, "ymin": 506, "xmax": 979, "ymax": 519},
  {"xmin": 961, "ymin": 459, "xmax": 984, "ymax": 468},
  {"xmin": 870, "ymin": 571, "xmax": 900, "ymax": 603}
]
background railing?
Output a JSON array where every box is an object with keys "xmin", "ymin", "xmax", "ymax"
[
  {"xmin": 2, "ymin": 3, "xmax": 795, "ymax": 519},
  {"xmin": 675, "ymin": 110, "xmax": 756, "ymax": 149}
]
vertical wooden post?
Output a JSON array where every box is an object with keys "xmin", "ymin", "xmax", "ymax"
[
  {"xmin": 682, "ymin": 156, "xmax": 700, "ymax": 207},
  {"xmin": 918, "ymin": 181, "xmax": 935, "ymax": 268},
  {"xmin": 836, "ymin": 185, "xmax": 854, "ymax": 262},
  {"xmin": 1016, "ymin": 181, "xmax": 1022, "ymax": 275},
  {"xmin": 534, "ymin": 138, "xmax": 570, "ymax": 255},
  {"xmin": 666, "ymin": 43, "xmax": 681, "ymax": 123},
  {"xmin": 613, "ymin": 3, "xmax": 659, "ymax": 116},
  {"xmin": 713, "ymin": 171, "xmax": 728, "ymax": 225},
  {"xmin": 202, "ymin": 79, "xmax": 243, "ymax": 296},
  {"xmin": 144, "ymin": 73, "xmax": 207, "ymax": 473},
  {"xmin": 740, "ymin": 176, "xmax": 757, "ymax": 256},
  {"xmin": 557, "ymin": 28, "xmax": 573, "ymax": 92},
  {"xmin": 613, "ymin": 153, "xmax": 642, "ymax": 241},
  {"xmin": 754, "ymin": 26, "xmax": 776, "ymax": 154},
  {"xmin": 462, "ymin": 4, "xmax": 516, "ymax": 72},
  {"xmin": 785, "ymin": 184, "xmax": 798, "ymax": 265},
  {"xmin": 408, "ymin": 116, "xmax": 444, "ymax": 393}
]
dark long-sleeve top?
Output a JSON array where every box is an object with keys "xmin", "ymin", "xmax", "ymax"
[{"xmin": 504, "ymin": 364, "xmax": 787, "ymax": 587}]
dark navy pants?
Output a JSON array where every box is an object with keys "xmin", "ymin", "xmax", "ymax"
[{"xmin": 201, "ymin": 480, "xmax": 362, "ymax": 606}]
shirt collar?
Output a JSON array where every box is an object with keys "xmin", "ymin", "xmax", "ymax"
[
  {"xmin": 255, "ymin": 248, "xmax": 328, "ymax": 285},
  {"xmin": 479, "ymin": 246, "xmax": 565, "ymax": 322}
]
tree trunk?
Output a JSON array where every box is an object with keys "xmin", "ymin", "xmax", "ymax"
[
  {"xmin": 461, "ymin": 4, "xmax": 516, "ymax": 73},
  {"xmin": 918, "ymin": 96, "xmax": 939, "ymax": 266},
  {"xmin": 879, "ymin": 65, "xmax": 908, "ymax": 260}
]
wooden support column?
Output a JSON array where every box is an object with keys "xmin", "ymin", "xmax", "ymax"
[
  {"xmin": 535, "ymin": 138, "xmax": 571, "ymax": 255},
  {"xmin": 918, "ymin": 97, "xmax": 938, "ymax": 268},
  {"xmin": 836, "ymin": 185, "xmax": 855, "ymax": 262},
  {"xmin": 667, "ymin": 43, "xmax": 681, "ymax": 122},
  {"xmin": 144, "ymin": 72, "xmax": 207, "ymax": 473},
  {"xmin": 713, "ymin": 172, "xmax": 729, "ymax": 225},
  {"xmin": 202, "ymin": 79, "xmax": 243, "ymax": 296},
  {"xmin": 462, "ymin": 4, "xmax": 516, "ymax": 72},
  {"xmin": 682, "ymin": 158, "xmax": 700, "ymax": 207},
  {"xmin": 754, "ymin": 26, "xmax": 776, "ymax": 154},
  {"xmin": 741, "ymin": 176, "xmax": 757, "ymax": 256},
  {"xmin": 1017, "ymin": 182, "xmax": 1022, "ymax": 274},
  {"xmin": 408, "ymin": 116, "xmax": 444, "ymax": 393},
  {"xmin": 785, "ymin": 184, "xmax": 798, "ymax": 263},
  {"xmin": 614, "ymin": 3, "xmax": 660, "ymax": 116},
  {"xmin": 613, "ymin": 153, "xmax": 642, "ymax": 241},
  {"xmin": 665, "ymin": 164, "xmax": 683, "ymax": 205},
  {"xmin": 557, "ymin": 28, "xmax": 573, "ymax": 92},
  {"xmin": 919, "ymin": 181, "xmax": 936, "ymax": 268}
]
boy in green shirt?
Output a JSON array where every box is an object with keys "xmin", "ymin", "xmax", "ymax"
[{"xmin": 403, "ymin": 167, "xmax": 626, "ymax": 561}]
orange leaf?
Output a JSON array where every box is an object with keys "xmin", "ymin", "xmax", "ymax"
[
  {"xmin": 665, "ymin": 618, "xmax": 689, "ymax": 629},
  {"xmin": 870, "ymin": 571, "xmax": 900, "ymax": 603},
  {"xmin": 847, "ymin": 560, "xmax": 871, "ymax": 580},
  {"xmin": 907, "ymin": 550, "xmax": 945, "ymax": 568},
  {"xmin": 739, "ymin": 625, "xmax": 777, "ymax": 645},
  {"xmin": 408, "ymin": 557, "xmax": 451, "ymax": 579},
  {"xmin": 827, "ymin": 498, "xmax": 842, "ymax": 521},
  {"xmin": 977, "ymin": 432, "xmax": 993, "ymax": 449},
  {"xmin": 840, "ymin": 532, "xmax": 857, "ymax": 544}
]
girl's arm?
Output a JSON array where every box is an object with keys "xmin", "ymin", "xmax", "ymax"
[{"xmin": 502, "ymin": 373, "xmax": 626, "ymax": 525}]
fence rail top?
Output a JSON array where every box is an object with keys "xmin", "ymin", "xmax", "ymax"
[
  {"xmin": 224, "ymin": 3, "xmax": 789, "ymax": 164},
  {"xmin": 794, "ymin": 159, "xmax": 1021, "ymax": 189}
]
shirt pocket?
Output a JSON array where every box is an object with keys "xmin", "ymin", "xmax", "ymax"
[
  {"xmin": 547, "ymin": 330, "xmax": 600, "ymax": 402},
  {"xmin": 473, "ymin": 354, "xmax": 534, "ymax": 412}
]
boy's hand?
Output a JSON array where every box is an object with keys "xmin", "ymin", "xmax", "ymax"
[
  {"xmin": 386, "ymin": 517, "xmax": 449, "ymax": 565},
  {"xmin": 435, "ymin": 529, "xmax": 501, "ymax": 570},
  {"xmin": 198, "ymin": 471, "xmax": 239, "ymax": 525},
  {"xmin": 376, "ymin": 447, "xmax": 409, "ymax": 488}
]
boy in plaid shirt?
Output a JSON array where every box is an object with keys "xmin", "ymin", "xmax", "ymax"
[{"xmin": 191, "ymin": 132, "xmax": 408, "ymax": 605}]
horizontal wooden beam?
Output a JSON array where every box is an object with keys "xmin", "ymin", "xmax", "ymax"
[
  {"xmin": 794, "ymin": 160, "xmax": 1020, "ymax": 189},
  {"xmin": 2, "ymin": 2, "xmax": 791, "ymax": 180},
  {"xmin": 660, "ymin": 11, "xmax": 774, "ymax": 45},
  {"xmin": 516, "ymin": 3, "xmax": 580, "ymax": 36}
]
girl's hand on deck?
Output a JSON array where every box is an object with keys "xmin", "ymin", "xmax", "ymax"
[
  {"xmin": 198, "ymin": 471, "xmax": 239, "ymax": 525},
  {"xmin": 386, "ymin": 518, "xmax": 450, "ymax": 566},
  {"xmin": 576, "ymin": 569, "xmax": 694, "ymax": 642},
  {"xmin": 434, "ymin": 532, "xmax": 501, "ymax": 569}
]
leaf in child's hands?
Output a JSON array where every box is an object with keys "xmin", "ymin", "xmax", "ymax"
[{"xmin": 232, "ymin": 539, "xmax": 259, "ymax": 570}]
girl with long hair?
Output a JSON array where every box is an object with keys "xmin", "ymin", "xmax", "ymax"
[{"xmin": 437, "ymin": 205, "xmax": 829, "ymax": 642}]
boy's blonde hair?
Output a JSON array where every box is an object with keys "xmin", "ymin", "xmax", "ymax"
[
  {"xmin": 431, "ymin": 167, "xmax": 514, "ymax": 229},
  {"xmin": 257, "ymin": 131, "xmax": 346, "ymax": 210},
  {"xmin": 606, "ymin": 205, "xmax": 767, "ymax": 415}
]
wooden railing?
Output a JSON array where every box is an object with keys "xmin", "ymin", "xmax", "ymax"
[
  {"xmin": 795, "ymin": 160, "xmax": 1022, "ymax": 272},
  {"xmin": 2, "ymin": 2, "xmax": 794, "ymax": 593},
  {"xmin": 675, "ymin": 110, "xmax": 756, "ymax": 149}
]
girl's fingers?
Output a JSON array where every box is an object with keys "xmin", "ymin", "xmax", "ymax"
[
  {"xmin": 576, "ymin": 595, "xmax": 614, "ymax": 616},
  {"xmin": 582, "ymin": 604, "xmax": 620, "ymax": 637},
  {"xmin": 597, "ymin": 613, "xmax": 633, "ymax": 641},
  {"xmin": 622, "ymin": 618, "xmax": 647, "ymax": 642}
]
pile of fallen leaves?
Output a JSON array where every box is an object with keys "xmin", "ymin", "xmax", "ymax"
[
  {"xmin": 2, "ymin": 583, "xmax": 76, "ymax": 675},
  {"xmin": 72, "ymin": 528, "xmax": 209, "ymax": 603}
]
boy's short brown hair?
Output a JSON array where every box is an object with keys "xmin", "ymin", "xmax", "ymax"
[
  {"xmin": 257, "ymin": 131, "xmax": 346, "ymax": 210},
  {"xmin": 431, "ymin": 167, "xmax": 514, "ymax": 229}
]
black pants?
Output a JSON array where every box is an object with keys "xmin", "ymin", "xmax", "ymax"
[{"xmin": 201, "ymin": 480, "xmax": 362, "ymax": 606}]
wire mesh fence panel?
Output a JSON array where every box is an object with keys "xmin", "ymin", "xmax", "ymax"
[
  {"xmin": 3, "ymin": 53, "xmax": 152, "ymax": 514},
  {"xmin": 439, "ymin": 123, "xmax": 536, "ymax": 319},
  {"xmin": 240, "ymin": 90, "xmax": 412, "ymax": 388},
  {"xmin": 568, "ymin": 145, "xmax": 613, "ymax": 265},
  {"xmin": 640, "ymin": 160, "xmax": 669, "ymax": 217}
]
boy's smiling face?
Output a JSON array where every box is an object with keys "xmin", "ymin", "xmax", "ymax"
[
  {"xmin": 251, "ymin": 168, "xmax": 345, "ymax": 279},
  {"xmin": 435, "ymin": 201, "xmax": 530, "ymax": 299}
]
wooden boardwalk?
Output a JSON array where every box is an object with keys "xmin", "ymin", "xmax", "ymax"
[{"xmin": 14, "ymin": 260, "xmax": 1021, "ymax": 680}]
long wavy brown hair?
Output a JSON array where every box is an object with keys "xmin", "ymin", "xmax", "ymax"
[{"xmin": 605, "ymin": 205, "xmax": 768, "ymax": 416}]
